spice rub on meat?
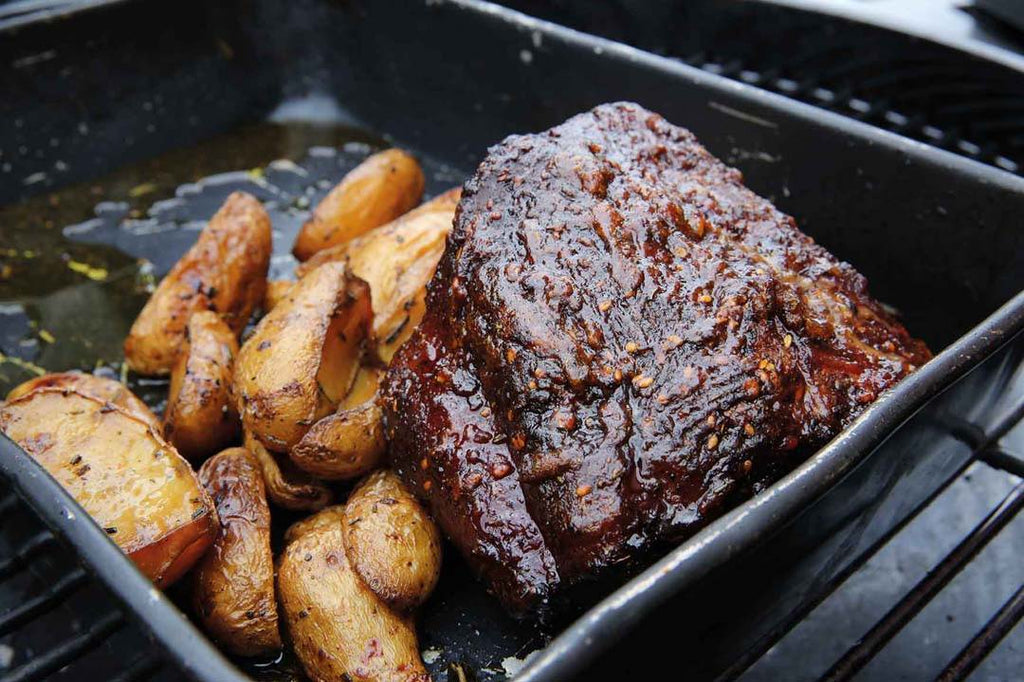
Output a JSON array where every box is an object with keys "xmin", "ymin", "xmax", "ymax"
[{"xmin": 383, "ymin": 102, "xmax": 931, "ymax": 614}]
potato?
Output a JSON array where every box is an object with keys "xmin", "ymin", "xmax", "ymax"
[
  {"xmin": 244, "ymin": 430, "xmax": 331, "ymax": 511},
  {"xmin": 296, "ymin": 188, "xmax": 460, "ymax": 364},
  {"xmin": 7, "ymin": 371, "xmax": 160, "ymax": 432},
  {"xmin": 290, "ymin": 367, "xmax": 385, "ymax": 481},
  {"xmin": 263, "ymin": 279, "xmax": 294, "ymax": 313},
  {"xmin": 164, "ymin": 311, "xmax": 240, "ymax": 460},
  {"xmin": 234, "ymin": 262, "xmax": 372, "ymax": 451},
  {"xmin": 344, "ymin": 470, "xmax": 441, "ymax": 612},
  {"xmin": 191, "ymin": 448, "xmax": 281, "ymax": 657},
  {"xmin": 124, "ymin": 191, "xmax": 272, "ymax": 375},
  {"xmin": 278, "ymin": 506, "xmax": 429, "ymax": 682},
  {"xmin": 292, "ymin": 149, "xmax": 425, "ymax": 261},
  {"xmin": 0, "ymin": 388, "xmax": 217, "ymax": 587}
]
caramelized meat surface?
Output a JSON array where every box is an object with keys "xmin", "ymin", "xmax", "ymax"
[{"xmin": 383, "ymin": 102, "xmax": 930, "ymax": 614}]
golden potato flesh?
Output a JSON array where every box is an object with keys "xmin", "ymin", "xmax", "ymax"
[
  {"xmin": 278, "ymin": 506, "xmax": 429, "ymax": 682},
  {"xmin": 7, "ymin": 371, "xmax": 160, "ymax": 432},
  {"xmin": 191, "ymin": 448, "xmax": 281, "ymax": 657},
  {"xmin": 0, "ymin": 388, "xmax": 217, "ymax": 587},
  {"xmin": 244, "ymin": 430, "xmax": 332, "ymax": 511},
  {"xmin": 263, "ymin": 279, "xmax": 294, "ymax": 313},
  {"xmin": 124, "ymin": 191, "xmax": 272, "ymax": 375},
  {"xmin": 164, "ymin": 311, "xmax": 240, "ymax": 461},
  {"xmin": 290, "ymin": 367, "xmax": 385, "ymax": 481},
  {"xmin": 344, "ymin": 470, "xmax": 442, "ymax": 612},
  {"xmin": 292, "ymin": 148, "xmax": 425, "ymax": 261},
  {"xmin": 296, "ymin": 188, "xmax": 460, "ymax": 364},
  {"xmin": 234, "ymin": 262, "xmax": 372, "ymax": 451}
]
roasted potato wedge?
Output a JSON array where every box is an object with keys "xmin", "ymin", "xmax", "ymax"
[
  {"xmin": 344, "ymin": 470, "xmax": 442, "ymax": 612},
  {"xmin": 234, "ymin": 262, "xmax": 372, "ymax": 451},
  {"xmin": 124, "ymin": 191, "xmax": 272, "ymax": 375},
  {"xmin": 278, "ymin": 506, "xmax": 429, "ymax": 682},
  {"xmin": 191, "ymin": 448, "xmax": 281, "ymax": 657},
  {"xmin": 164, "ymin": 311, "xmax": 240, "ymax": 460},
  {"xmin": 296, "ymin": 188, "xmax": 460, "ymax": 364},
  {"xmin": 292, "ymin": 148, "xmax": 425, "ymax": 261},
  {"xmin": 263, "ymin": 279, "xmax": 294, "ymax": 313},
  {"xmin": 244, "ymin": 430, "xmax": 331, "ymax": 511},
  {"xmin": 7, "ymin": 371, "xmax": 160, "ymax": 432},
  {"xmin": 290, "ymin": 367, "xmax": 385, "ymax": 481},
  {"xmin": 0, "ymin": 388, "xmax": 217, "ymax": 587}
]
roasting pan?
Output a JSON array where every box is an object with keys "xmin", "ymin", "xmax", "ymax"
[{"xmin": 1, "ymin": 0, "xmax": 1023, "ymax": 679}]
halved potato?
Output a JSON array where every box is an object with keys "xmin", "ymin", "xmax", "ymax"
[
  {"xmin": 290, "ymin": 366, "xmax": 385, "ymax": 481},
  {"xmin": 7, "ymin": 371, "xmax": 160, "ymax": 432},
  {"xmin": 0, "ymin": 388, "xmax": 217, "ymax": 587},
  {"xmin": 292, "ymin": 149, "xmax": 425, "ymax": 261},
  {"xmin": 234, "ymin": 262, "xmax": 372, "ymax": 451},
  {"xmin": 244, "ymin": 430, "xmax": 332, "ymax": 511},
  {"xmin": 344, "ymin": 470, "xmax": 442, "ymax": 612},
  {"xmin": 191, "ymin": 447, "xmax": 281, "ymax": 657},
  {"xmin": 296, "ymin": 188, "xmax": 460, "ymax": 363},
  {"xmin": 164, "ymin": 311, "xmax": 240, "ymax": 461},
  {"xmin": 124, "ymin": 191, "xmax": 272, "ymax": 375},
  {"xmin": 278, "ymin": 506, "xmax": 429, "ymax": 682},
  {"xmin": 263, "ymin": 279, "xmax": 294, "ymax": 313}
]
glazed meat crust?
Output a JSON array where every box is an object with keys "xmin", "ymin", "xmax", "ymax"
[{"xmin": 384, "ymin": 102, "xmax": 930, "ymax": 614}]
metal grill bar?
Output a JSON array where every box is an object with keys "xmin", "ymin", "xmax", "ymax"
[
  {"xmin": 0, "ymin": 531, "xmax": 54, "ymax": 581},
  {"xmin": 0, "ymin": 609, "xmax": 124, "ymax": 682},
  {"xmin": 107, "ymin": 654, "xmax": 163, "ymax": 682},
  {"xmin": 978, "ymin": 446, "xmax": 1024, "ymax": 478},
  {"xmin": 0, "ymin": 567, "xmax": 86, "ymax": 636},
  {"xmin": 935, "ymin": 584, "xmax": 1024, "ymax": 682},
  {"xmin": 820, "ymin": 480, "xmax": 1024, "ymax": 681}
]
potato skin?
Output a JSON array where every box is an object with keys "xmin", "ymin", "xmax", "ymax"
[
  {"xmin": 234, "ymin": 262, "xmax": 371, "ymax": 451},
  {"xmin": 344, "ymin": 470, "xmax": 442, "ymax": 612},
  {"xmin": 191, "ymin": 448, "xmax": 281, "ymax": 657},
  {"xmin": 0, "ymin": 388, "xmax": 217, "ymax": 587},
  {"xmin": 244, "ymin": 430, "xmax": 332, "ymax": 511},
  {"xmin": 292, "ymin": 149, "xmax": 425, "ymax": 261},
  {"xmin": 290, "ymin": 367, "xmax": 385, "ymax": 481},
  {"xmin": 164, "ymin": 311, "xmax": 240, "ymax": 460},
  {"xmin": 263, "ymin": 280, "xmax": 294, "ymax": 313},
  {"xmin": 7, "ymin": 371, "xmax": 160, "ymax": 432},
  {"xmin": 296, "ymin": 188, "xmax": 460, "ymax": 364},
  {"xmin": 124, "ymin": 191, "xmax": 272, "ymax": 375},
  {"xmin": 278, "ymin": 506, "xmax": 429, "ymax": 682}
]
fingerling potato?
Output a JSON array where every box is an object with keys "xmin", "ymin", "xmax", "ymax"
[
  {"xmin": 296, "ymin": 188, "xmax": 460, "ymax": 364},
  {"xmin": 7, "ymin": 371, "xmax": 160, "ymax": 432},
  {"xmin": 245, "ymin": 430, "xmax": 331, "ymax": 511},
  {"xmin": 292, "ymin": 149, "xmax": 425, "ymax": 261},
  {"xmin": 278, "ymin": 506, "xmax": 429, "ymax": 682},
  {"xmin": 344, "ymin": 470, "xmax": 442, "ymax": 612},
  {"xmin": 234, "ymin": 262, "xmax": 371, "ymax": 451},
  {"xmin": 164, "ymin": 311, "xmax": 240, "ymax": 460},
  {"xmin": 191, "ymin": 448, "xmax": 281, "ymax": 657},
  {"xmin": 263, "ymin": 279, "xmax": 294, "ymax": 313},
  {"xmin": 124, "ymin": 191, "xmax": 272, "ymax": 375},
  {"xmin": 290, "ymin": 367, "xmax": 385, "ymax": 481},
  {"xmin": 0, "ymin": 388, "xmax": 217, "ymax": 587}
]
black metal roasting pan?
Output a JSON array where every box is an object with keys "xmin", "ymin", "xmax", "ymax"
[{"xmin": 0, "ymin": 0, "xmax": 1022, "ymax": 680}]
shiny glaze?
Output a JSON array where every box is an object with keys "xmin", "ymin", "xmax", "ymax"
[{"xmin": 384, "ymin": 102, "xmax": 931, "ymax": 615}]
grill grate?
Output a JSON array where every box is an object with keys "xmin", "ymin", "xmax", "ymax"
[{"xmin": 0, "ymin": 481, "xmax": 175, "ymax": 682}]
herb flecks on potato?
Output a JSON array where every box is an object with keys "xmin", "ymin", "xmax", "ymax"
[
  {"xmin": 278, "ymin": 506, "xmax": 430, "ymax": 682},
  {"xmin": 0, "ymin": 388, "xmax": 217, "ymax": 587},
  {"xmin": 191, "ymin": 447, "xmax": 281, "ymax": 657},
  {"xmin": 292, "ymin": 148, "xmax": 425, "ymax": 262},
  {"xmin": 124, "ymin": 191, "xmax": 272, "ymax": 375},
  {"xmin": 164, "ymin": 311, "xmax": 241, "ymax": 460},
  {"xmin": 290, "ymin": 366, "xmax": 385, "ymax": 481},
  {"xmin": 234, "ymin": 262, "xmax": 372, "ymax": 452}
]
